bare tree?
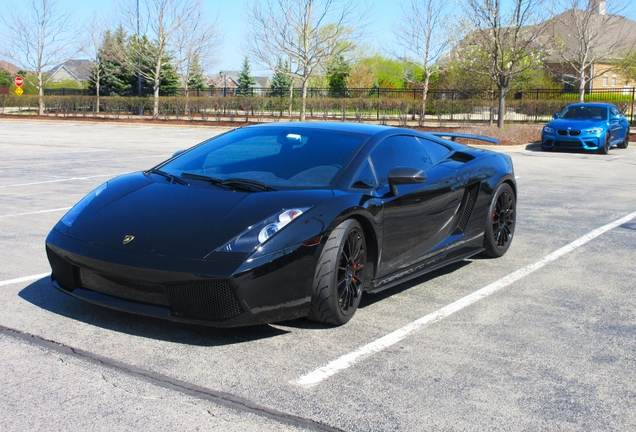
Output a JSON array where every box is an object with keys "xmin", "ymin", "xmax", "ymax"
[
  {"xmin": 247, "ymin": 0, "xmax": 370, "ymax": 121},
  {"xmin": 393, "ymin": 0, "xmax": 454, "ymax": 125},
  {"xmin": 117, "ymin": 0, "xmax": 201, "ymax": 117},
  {"xmin": 0, "ymin": 0, "xmax": 80, "ymax": 115},
  {"xmin": 457, "ymin": 0, "xmax": 548, "ymax": 128},
  {"xmin": 173, "ymin": 8, "xmax": 222, "ymax": 100},
  {"xmin": 82, "ymin": 18, "xmax": 125, "ymax": 113},
  {"xmin": 546, "ymin": 0, "xmax": 636, "ymax": 101}
]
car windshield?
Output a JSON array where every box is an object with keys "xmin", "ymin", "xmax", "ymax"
[
  {"xmin": 560, "ymin": 106, "xmax": 607, "ymax": 120},
  {"xmin": 159, "ymin": 127, "xmax": 369, "ymax": 189}
]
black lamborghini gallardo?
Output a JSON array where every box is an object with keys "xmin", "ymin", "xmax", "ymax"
[{"xmin": 46, "ymin": 122, "xmax": 516, "ymax": 327}]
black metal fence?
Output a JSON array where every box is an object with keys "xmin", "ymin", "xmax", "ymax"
[{"xmin": 16, "ymin": 86, "xmax": 636, "ymax": 123}]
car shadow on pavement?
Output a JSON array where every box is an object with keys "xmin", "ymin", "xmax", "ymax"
[
  {"xmin": 278, "ymin": 260, "xmax": 472, "ymax": 330},
  {"xmin": 18, "ymin": 277, "xmax": 290, "ymax": 346}
]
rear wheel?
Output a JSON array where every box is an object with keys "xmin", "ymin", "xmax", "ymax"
[
  {"xmin": 598, "ymin": 133, "xmax": 610, "ymax": 154},
  {"xmin": 308, "ymin": 220, "xmax": 366, "ymax": 325},
  {"xmin": 482, "ymin": 183, "xmax": 516, "ymax": 258},
  {"xmin": 617, "ymin": 131, "xmax": 629, "ymax": 149}
]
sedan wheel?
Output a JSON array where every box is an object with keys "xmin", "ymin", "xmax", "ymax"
[
  {"xmin": 482, "ymin": 183, "xmax": 516, "ymax": 258},
  {"xmin": 617, "ymin": 131, "xmax": 629, "ymax": 149},
  {"xmin": 308, "ymin": 220, "xmax": 366, "ymax": 325},
  {"xmin": 598, "ymin": 133, "xmax": 610, "ymax": 154}
]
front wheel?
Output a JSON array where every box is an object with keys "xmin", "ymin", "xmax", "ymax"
[
  {"xmin": 617, "ymin": 131, "xmax": 629, "ymax": 149},
  {"xmin": 308, "ymin": 220, "xmax": 366, "ymax": 325},
  {"xmin": 482, "ymin": 183, "xmax": 516, "ymax": 258},
  {"xmin": 598, "ymin": 133, "xmax": 610, "ymax": 154}
]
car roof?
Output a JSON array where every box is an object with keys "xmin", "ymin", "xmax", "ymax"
[
  {"xmin": 242, "ymin": 121, "xmax": 392, "ymax": 136},
  {"xmin": 566, "ymin": 102, "xmax": 614, "ymax": 108}
]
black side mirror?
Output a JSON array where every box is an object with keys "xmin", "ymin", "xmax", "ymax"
[
  {"xmin": 171, "ymin": 149, "xmax": 186, "ymax": 158},
  {"xmin": 552, "ymin": 113, "xmax": 559, "ymax": 119},
  {"xmin": 388, "ymin": 167, "xmax": 427, "ymax": 196}
]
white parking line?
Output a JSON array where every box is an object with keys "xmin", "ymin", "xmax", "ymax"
[
  {"xmin": 0, "ymin": 273, "xmax": 50, "ymax": 287},
  {"xmin": 294, "ymin": 210, "xmax": 636, "ymax": 388},
  {"xmin": 0, "ymin": 172, "xmax": 132, "ymax": 188},
  {"xmin": 0, "ymin": 208, "xmax": 71, "ymax": 218}
]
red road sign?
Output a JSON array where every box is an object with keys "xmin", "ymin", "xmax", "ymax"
[{"xmin": 14, "ymin": 76, "xmax": 23, "ymax": 87}]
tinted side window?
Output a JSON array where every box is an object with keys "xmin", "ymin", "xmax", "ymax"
[
  {"xmin": 352, "ymin": 158, "xmax": 377, "ymax": 189},
  {"xmin": 370, "ymin": 136, "xmax": 432, "ymax": 186},
  {"xmin": 416, "ymin": 137, "xmax": 451, "ymax": 164}
]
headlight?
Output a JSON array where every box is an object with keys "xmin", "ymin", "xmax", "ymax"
[
  {"xmin": 61, "ymin": 183, "xmax": 108, "ymax": 226},
  {"xmin": 543, "ymin": 126, "xmax": 554, "ymax": 133},
  {"xmin": 218, "ymin": 208, "xmax": 309, "ymax": 252},
  {"xmin": 585, "ymin": 127, "xmax": 604, "ymax": 135}
]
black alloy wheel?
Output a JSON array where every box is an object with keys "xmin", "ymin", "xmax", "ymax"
[
  {"xmin": 618, "ymin": 131, "xmax": 629, "ymax": 149},
  {"xmin": 598, "ymin": 133, "xmax": 610, "ymax": 154},
  {"xmin": 482, "ymin": 183, "xmax": 516, "ymax": 257},
  {"xmin": 308, "ymin": 220, "xmax": 366, "ymax": 325}
]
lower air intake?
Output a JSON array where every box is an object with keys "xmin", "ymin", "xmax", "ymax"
[
  {"xmin": 46, "ymin": 247, "xmax": 80, "ymax": 291},
  {"xmin": 457, "ymin": 183, "xmax": 480, "ymax": 232},
  {"xmin": 165, "ymin": 280, "xmax": 243, "ymax": 320}
]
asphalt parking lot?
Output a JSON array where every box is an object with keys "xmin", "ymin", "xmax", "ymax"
[{"xmin": 1, "ymin": 119, "xmax": 635, "ymax": 431}]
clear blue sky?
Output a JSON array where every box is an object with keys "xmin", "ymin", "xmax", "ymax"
[
  {"xmin": 59, "ymin": 0, "xmax": 402, "ymax": 75},
  {"xmin": 16, "ymin": 0, "xmax": 636, "ymax": 76}
]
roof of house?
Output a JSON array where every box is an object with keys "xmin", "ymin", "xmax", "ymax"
[
  {"xmin": 0, "ymin": 60, "xmax": 20, "ymax": 74},
  {"xmin": 539, "ymin": 9, "xmax": 636, "ymax": 62},
  {"xmin": 208, "ymin": 71, "xmax": 271, "ymax": 89},
  {"xmin": 48, "ymin": 59, "xmax": 93, "ymax": 82}
]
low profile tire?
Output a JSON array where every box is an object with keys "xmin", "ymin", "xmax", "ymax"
[
  {"xmin": 598, "ymin": 133, "xmax": 610, "ymax": 154},
  {"xmin": 541, "ymin": 145, "xmax": 552, "ymax": 152},
  {"xmin": 482, "ymin": 183, "xmax": 516, "ymax": 258},
  {"xmin": 308, "ymin": 220, "xmax": 366, "ymax": 325},
  {"xmin": 617, "ymin": 132, "xmax": 629, "ymax": 149}
]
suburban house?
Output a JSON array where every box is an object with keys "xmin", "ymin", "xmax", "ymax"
[
  {"xmin": 540, "ymin": 1, "xmax": 636, "ymax": 91},
  {"xmin": 47, "ymin": 59, "xmax": 93, "ymax": 85},
  {"xmin": 207, "ymin": 71, "xmax": 271, "ymax": 94}
]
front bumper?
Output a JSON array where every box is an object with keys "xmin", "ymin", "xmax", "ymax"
[
  {"xmin": 541, "ymin": 132, "xmax": 602, "ymax": 150},
  {"xmin": 45, "ymin": 229, "xmax": 319, "ymax": 327}
]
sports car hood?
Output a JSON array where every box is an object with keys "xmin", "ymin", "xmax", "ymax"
[
  {"xmin": 547, "ymin": 118, "xmax": 607, "ymax": 130},
  {"xmin": 63, "ymin": 177, "xmax": 334, "ymax": 260}
]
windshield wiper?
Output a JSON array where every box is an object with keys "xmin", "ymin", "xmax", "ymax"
[
  {"xmin": 146, "ymin": 168, "xmax": 188, "ymax": 185},
  {"xmin": 181, "ymin": 172, "xmax": 224, "ymax": 185},
  {"xmin": 222, "ymin": 178, "xmax": 275, "ymax": 191},
  {"xmin": 181, "ymin": 173, "xmax": 275, "ymax": 191}
]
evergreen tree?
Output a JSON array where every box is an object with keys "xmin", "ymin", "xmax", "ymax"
[
  {"xmin": 270, "ymin": 59, "xmax": 292, "ymax": 97},
  {"xmin": 327, "ymin": 56, "xmax": 350, "ymax": 97},
  {"xmin": 187, "ymin": 55, "xmax": 208, "ymax": 91},
  {"xmin": 0, "ymin": 68, "xmax": 12, "ymax": 87},
  {"xmin": 236, "ymin": 56, "xmax": 256, "ymax": 96}
]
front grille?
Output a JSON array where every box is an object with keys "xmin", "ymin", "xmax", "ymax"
[
  {"xmin": 557, "ymin": 130, "xmax": 581, "ymax": 136},
  {"xmin": 165, "ymin": 280, "xmax": 243, "ymax": 320},
  {"xmin": 457, "ymin": 183, "xmax": 480, "ymax": 232},
  {"xmin": 554, "ymin": 140, "xmax": 582, "ymax": 148},
  {"xmin": 46, "ymin": 247, "xmax": 80, "ymax": 290}
]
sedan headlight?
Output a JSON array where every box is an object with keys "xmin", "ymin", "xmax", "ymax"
[
  {"xmin": 543, "ymin": 126, "xmax": 554, "ymax": 133},
  {"xmin": 584, "ymin": 127, "xmax": 604, "ymax": 135},
  {"xmin": 218, "ymin": 208, "xmax": 309, "ymax": 252},
  {"xmin": 61, "ymin": 183, "xmax": 108, "ymax": 226}
]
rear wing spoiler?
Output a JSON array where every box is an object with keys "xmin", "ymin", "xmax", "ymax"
[{"xmin": 429, "ymin": 132, "xmax": 499, "ymax": 145}]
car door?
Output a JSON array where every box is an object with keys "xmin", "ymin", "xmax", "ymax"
[
  {"xmin": 369, "ymin": 135, "xmax": 464, "ymax": 276},
  {"xmin": 609, "ymin": 106, "xmax": 625, "ymax": 144}
]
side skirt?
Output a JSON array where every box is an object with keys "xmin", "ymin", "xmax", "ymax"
[{"xmin": 366, "ymin": 248, "xmax": 484, "ymax": 295}]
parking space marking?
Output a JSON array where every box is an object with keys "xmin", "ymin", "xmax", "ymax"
[
  {"xmin": 0, "ymin": 154, "xmax": 170, "ymax": 170},
  {"xmin": 0, "ymin": 172, "xmax": 133, "ymax": 188},
  {"xmin": 0, "ymin": 273, "xmax": 50, "ymax": 287},
  {"xmin": 294, "ymin": 209, "xmax": 636, "ymax": 388},
  {"xmin": 0, "ymin": 208, "xmax": 71, "ymax": 218}
]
